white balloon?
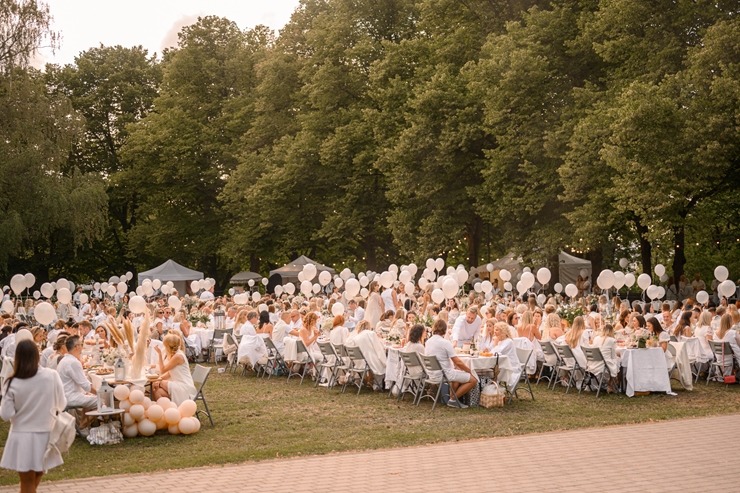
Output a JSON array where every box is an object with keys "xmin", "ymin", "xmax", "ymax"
[
  {"xmin": 318, "ymin": 271, "xmax": 332, "ymax": 286},
  {"xmin": 34, "ymin": 302, "xmax": 56, "ymax": 325},
  {"xmin": 442, "ymin": 278, "xmax": 459, "ymax": 299},
  {"xmin": 637, "ymin": 273, "xmax": 652, "ymax": 290},
  {"xmin": 565, "ymin": 284, "xmax": 578, "ymax": 298},
  {"xmin": 24, "ymin": 273, "xmax": 35, "ymax": 289},
  {"xmin": 190, "ymin": 280, "xmax": 200, "ymax": 292},
  {"xmin": 399, "ymin": 270, "xmax": 412, "ymax": 284},
  {"xmin": 695, "ymin": 290, "xmax": 709, "ymax": 304},
  {"xmin": 331, "ymin": 302, "xmax": 345, "ymax": 317},
  {"xmin": 285, "ymin": 283, "xmax": 296, "ymax": 295},
  {"xmin": 303, "ymin": 264, "xmax": 317, "ymax": 282},
  {"xmin": 446, "ymin": 266, "xmax": 455, "ymax": 276},
  {"xmin": 474, "ymin": 283, "xmax": 482, "ymax": 293},
  {"xmin": 431, "ymin": 288, "xmax": 445, "ymax": 304},
  {"xmin": 252, "ymin": 292, "xmax": 261, "ymax": 302},
  {"xmin": 536, "ymin": 268, "xmax": 551, "ymax": 285},
  {"xmin": 93, "ymin": 282, "xmax": 101, "ymax": 291},
  {"xmin": 273, "ymin": 285, "xmax": 283, "ymax": 296},
  {"xmin": 656, "ymin": 286, "xmax": 665, "ymax": 299},
  {"xmin": 100, "ymin": 282, "xmax": 109, "ymax": 291},
  {"xmin": 135, "ymin": 286, "xmax": 144, "ymax": 296},
  {"xmin": 714, "ymin": 266, "xmax": 729, "ymax": 282},
  {"xmin": 654, "ymin": 264, "xmax": 666, "ymax": 277},
  {"xmin": 434, "ymin": 258, "xmax": 444, "ymax": 272},
  {"xmin": 126, "ymin": 271, "xmax": 133, "ymax": 281},
  {"xmin": 499, "ymin": 269, "xmax": 511, "ymax": 282},
  {"xmin": 312, "ymin": 283, "xmax": 320, "ymax": 294},
  {"xmin": 659, "ymin": 274, "xmax": 668, "ymax": 283},
  {"xmin": 300, "ymin": 280, "xmax": 312, "ymax": 296},
  {"xmin": 161, "ymin": 285, "xmax": 171, "ymax": 295},
  {"xmin": 129, "ymin": 296, "xmax": 147, "ymax": 314},
  {"xmin": 554, "ymin": 283, "xmax": 563, "ymax": 293},
  {"xmin": 718, "ymin": 280, "xmax": 736, "ymax": 298},
  {"xmin": 404, "ymin": 281, "xmax": 415, "ymax": 297},
  {"xmin": 379, "ymin": 271, "xmax": 394, "ymax": 289},
  {"xmin": 56, "ymin": 287, "xmax": 72, "ymax": 304},
  {"xmin": 142, "ymin": 284, "xmax": 153, "ymax": 297},
  {"xmin": 360, "ymin": 287, "xmax": 369, "ymax": 298},
  {"xmin": 523, "ymin": 267, "xmax": 531, "ymax": 273},
  {"xmin": 40, "ymin": 282, "xmax": 54, "ymax": 299},
  {"xmin": 418, "ymin": 278, "xmax": 429, "ymax": 290},
  {"xmin": 117, "ymin": 281, "xmax": 127, "ymax": 294},
  {"xmin": 109, "ymin": 276, "xmax": 120, "ymax": 284},
  {"xmin": 597, "ymin": 270, "xmax": 614, "ymax": 290},
  {"xmin": 624, "ymin": 273, "xmax": 636, "ymax": 288},
  {"xmin": 504, "ymin": 282, "xmax": 512, "ymax": 291},
  {"xmin": 359, "ymin": 276, "xmax": 369, "ymax": 287},
  {"xmin": 613, "ymin": 271, "xmax": 625, "ymax": 290},
  {"xmin": 10, "ymin": 274, "xmax": 26, "ymax": 295},
  {"xmin": 619, "ymin": 258, "xmax": 629, "ymax": 269},
  {"xmin": 516, "ymin": 281, "xmax": 525, "ymax": 294},
  {"xmin": 456, "ymin": 269, "xmax": 468, "ymax": 286},
  {"xmin": 152, "ymin": 279, "xmax": 162, "ymax": 290},
  {"xmin": 646, "ymin": 285, "xmax": 659, "ymax": 300},
  {"xmin": 33, "ymin": 290, "xmax": 41, "ymax": 300},
  {"xmin": 537, "ymin": 294, "xmax": 547, "ymax": 305},
  {"xmin": 481, "ymin": 280, "xmax": 492, "ymax": 294},
  {"xmin": 168, "ymin": 295, "xmax": 182, "ymax": 310},
  {"xmin": 262, "ymin": 278, "xmax": 268, "ymax": 286},
  {"xmin": 79, "ymin": 293, "xmax": 89, "ymax": 304},
  {"xmin": 1, "ymin": 300, "xmax": 14, "ymax": 315},
  {"xmin": 486, "ymin": 263, "xmax": 493, "ymax": 272},
  {"xmin": 334, "ymin": 277, "xmax": 344, "ymax": 288},
  {"xmin": 388, "ymin": 264, "xmax": 398, "ymax": 273},
  {"xmin": 520, "ymin": 272, "xmax": 535, "ymax": 290}
]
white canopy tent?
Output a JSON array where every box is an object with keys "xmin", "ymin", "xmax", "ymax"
[
  {"xmin": 469, "ymin": 253, "xmax": 523, "ymax": 288},
  {"xmin": 138, "ymin": 259, "xmax": 203, "ymax": 296},
  {"xmin": 558, "ymin": 251, "xmax": 592, "ymax": 286},
  {"xmin": 269, "ymin": 255, "xmax": 335, "ymax": 284}
]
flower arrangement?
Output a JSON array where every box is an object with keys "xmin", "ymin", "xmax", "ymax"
[
  {"xmin": 101, "ymin": 347, "xmax": 127, "ymax": 366},
  {"xmin": 557, "ymin": 304, "xmax": 584, "ymax": 326},
  {"xmin": 188, "ymin": 312, "xmax": 210, "ymax": 326},
  {"xmin": 386, "ymin": 333, "xmax": 401, "ymax": 345}
]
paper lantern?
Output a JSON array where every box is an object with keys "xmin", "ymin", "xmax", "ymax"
[
  {"xmin": 113, "ymin": 385, "xmax": 130, "ymax": 401},
  {"xmin": 129, "ymin": 404, "xmax": 145, "ymax": 421},
  {"xmin": 129, "ymin": 389, "xmax": 145, "ymax": 404},
  {"xmin": 164, "ymin": 407, "xmax": 181, "ymax": 425},
  {"xmin": 138, "ymin": 418, "xmax": 156, "ymax": 436},
  {"xmin": 34, "ymin": 302, "xmax": 56, "ymax": 325}
]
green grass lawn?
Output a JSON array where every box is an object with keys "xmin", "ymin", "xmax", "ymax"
[{"xmin": 1, "ymin": 366, "xmax": 739, "ymax": 485}]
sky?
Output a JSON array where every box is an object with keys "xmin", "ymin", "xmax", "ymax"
[{"xmin": 36, "ymin": 0, "xmax": 302, "ymax": 66}]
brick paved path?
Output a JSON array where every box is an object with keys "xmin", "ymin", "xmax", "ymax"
[{"xmin": 1, "ymin": 414, "xmax": 736, "ymax": 493}]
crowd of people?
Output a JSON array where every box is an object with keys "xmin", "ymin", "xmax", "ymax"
[{"xmin": 1, "ymin": 273, "xmax": 739, "ymax": 490}]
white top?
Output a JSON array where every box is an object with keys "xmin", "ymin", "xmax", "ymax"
[
  {"xmin": 329, "ymin": 325, "xmax": 349, "ymax": 346},
  {"xmin": 381, "ymin": 289, "xmax": 396, "ymax": 313},
  {"xmin": 424, "ymin": 334, "xmax": 455, "ymax": 373},
  {"xmin": 57, "ymin": 354, "xmax": 91, "ymax": 396},
  {"xmin": 452, "ymin": 315, "xmax": 482, "ymax": 345},
  {"xmin": 492, "ymin": 338, "xmax": 520, "ymax": 368},
  {"xmin": 0, "ymin": 367, "xmax": 66, "ymax": 432}
]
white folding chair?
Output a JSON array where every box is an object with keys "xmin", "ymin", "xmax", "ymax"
[
  {"xmin": 508, "ymin": 347, "xmax": 534, "ymax": 404},
  {"xmin": 342, "ymin": 346, "xmax": 369, "ymax": 395},
  {"xmin": 537, "ymin": 341, "xmax": 560, "ymax": 389},
  {"xmin": 192, "ymin": 364, "xmax": 214, "ymax": 426},
  {"xmin": 552, "ymin": 343, "xmax": 584, "ymax": 393},
  {"xmin": 582, "ymin": 346, "xmax": 608, "ymax": 397}
]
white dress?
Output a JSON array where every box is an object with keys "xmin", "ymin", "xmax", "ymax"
[
  {"xmin": 165, "ymin": 351, "xmax": 197, "ymax": 405},
  {"xmin": 363, "ymin": 293, "xmax": 383, "ymax": 329},
  {"xmin": 0, "ymin": 367, "xmax": 66, "ymax": 472}
]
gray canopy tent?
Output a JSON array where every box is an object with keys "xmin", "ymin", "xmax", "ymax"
[
  {"xmin": 269, "ymin": 255, "xmax": 336, "ymax": 284},
  {"xmin": 558, "ymin": 251, "xmax": 592, "ymax": 286},
  {"xmin": 229, "ymin": 271, "xmax": 262, "ymax": 285},
  {"xmin": 137, "ymin": 259, "xmax": 203, "ymax": 296}
]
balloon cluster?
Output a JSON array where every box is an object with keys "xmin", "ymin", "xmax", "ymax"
[{"xmin": 113, "ymin": 385, "xmax": 200, "ymax": 437}]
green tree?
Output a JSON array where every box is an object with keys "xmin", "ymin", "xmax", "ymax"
[{"xmin": 0, "ymin": 0, "xmax": 57, "ymax": 71}]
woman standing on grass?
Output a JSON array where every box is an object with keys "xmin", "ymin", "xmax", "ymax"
[{"xmin": 1, "ymin": 340, "xmax": 67, "ymax": 493}]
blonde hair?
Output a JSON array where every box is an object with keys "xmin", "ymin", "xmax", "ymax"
[
  {"xmin": 698, "ymin": 311, "xmax": 712, "ymax": 327},
  {"xmin": 718, "ymin": 313, "xmax": 733, "ymax": 340},
  {"xmin": 546, "ymin": 313, "xmax": 561, "ymax": 329},
  {"xmin": 565, "ymin": 316, "xmax": 585, "ymax": 348},
  {"xmin": 303, "ymin": 312, "xmax": 318, "ymax": 329},
  {"xmin": 163, "ymin": 332, "xmax": 184, "ymax": 356},
  {"xmin": 493, "ymin": 321, "xmax": 510, "ymax": 340}
]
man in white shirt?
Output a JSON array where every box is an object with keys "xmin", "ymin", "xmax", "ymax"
[
  {"xmin": 451, "ymin": 306, "xmax": 482, "ymax": 348},
  {"xmin": 272, "ymin": 311, "xmax": 295, "ymax": 355},
  {"xmin": 345, "ymin": 299, "xmax": 359, "ymax": 331},
  {"xmin": 425, "ymin": 321, "xmax": 477, "ymax": 408},
  {"xmin": 289, "ymin": 309, "xmax": 303, "ymax": 332},
  {"xmin": 56, "ymin": 335, "xmax": 97, "ymax": 409},
  {"xmin": 242, "ymin": 311, "xmax": 258, "ymax": 336}
]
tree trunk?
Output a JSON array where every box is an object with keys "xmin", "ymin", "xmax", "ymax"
[
  {"xmin": 249, "ymin": 253, "xmax": 260, "ymax": 273},
  {"xmin": 634, "ymin": 219, "xmax": 652, "ymax": 276},
  {"xmin": 671, "ymin": 224, "xmax": 686, "ymax": 293},
  {"xmin": 466, "ymin": 217, "xmax": 482, "ymax": 269}
]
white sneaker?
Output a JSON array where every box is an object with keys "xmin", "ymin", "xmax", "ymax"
[{"xmin": 447, "ymin": 399, "xmax": 468, "ymax": 409}]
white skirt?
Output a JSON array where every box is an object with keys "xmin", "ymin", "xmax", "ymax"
[{"xmin": 1, "ymin": 430, "xmax": 63, "ymax": 472}]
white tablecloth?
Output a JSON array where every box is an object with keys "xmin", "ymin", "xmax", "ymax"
[
  {"xmin": 385, "ymin": 347, "xmax": 404, "ymax": 389},
  {"xmin": 192, "ymin": 328, "xmax": 214, "ymax": 350},
  {"xmin": 621, "ymin": 348, "xmax": 671, "ymax": 397},
  {"xmin": 669, "ymin": 341, "xmax": 694, "ymax": 391},
  {"xmin": 459, "ymin": 355, "xmax": 515, "ymax": 387}
]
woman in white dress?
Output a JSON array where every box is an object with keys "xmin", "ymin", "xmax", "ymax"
[
  {"xmin": 153, "ymin": 333, "xmax": 196, "ymax": 405},
  {"xmin": 693, "ymin": 311, "xmax": 715, "ymax": 365},
  {"xmin": 363, "ymin": 281, "xmax": 384, "ymax": 330},
  {"xmin": 491, "ymin": 321, "xmax": 521, "ymax": 389},
  {"xmin": 591, "ymin": 323, "xmax": 619, "ymax": 392},
  {"xmin": 716, "ymin": 314, "xmax": 740, "ymax": 375},
  {"xmin": 1, "ymin": 340, "xmax": 67, "ymax": 492}
]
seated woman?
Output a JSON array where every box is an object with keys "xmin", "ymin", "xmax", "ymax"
[
  {"xmin": 257, "ymin": 311, "xmax": 273, "ymax": 337},
  {"xmin": 329, "ymin": 315, "xmax": 349, "ymax": 347},
  {"xmin": 346, "ymin": 320, "xmax": 387, "ymax": 390},
  {"xmin": 673, "ymin": 311, "xmax": 693, "ymax": 339},
  {"xmin": 299, "ymin": 312, "xmax": 323, "ymax": 364},
  {"xmin": 490, "ymin": 321, "xmax": 521, "ymax": 389},
  {"xmin": 479, "ymin": 319, "xmax": 496, "ymax": 354},
  {"xmin": 152, "ymin": 333, "xmax": 197, "ymax": 405},
  {"xmin": 402, "ymin": 324, "xmax": 426, "ymax": 356},
  {"xmin": 555, "ymin": 316, "xmax": 588, "ymax": 386},
  {"xmin": 387, "ymin": 308, "xmax": 406, "ymax": 341},
  {"xmin": 716, "ymin": 314, "xmax": 740, "ymax": 375},
  {"xmin": 591, "ymin": 324, "xmax": 619, "ymax": 392},
  {"xmin": 693, "ymin": 311, "xmax": 715, "ymax": 365},
  {"xmin": 374, "ymin": 310, "xmax": 395, "ymax": 338}
]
